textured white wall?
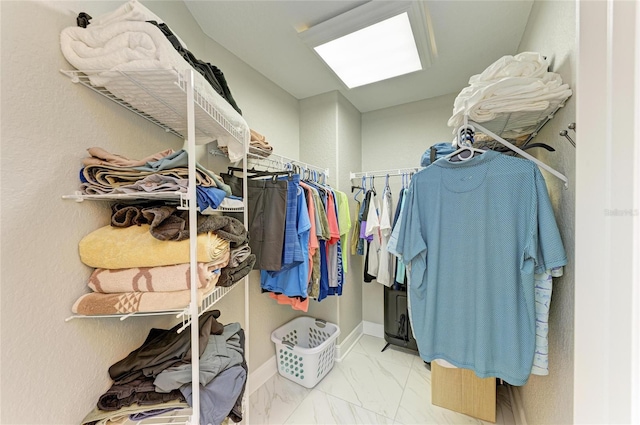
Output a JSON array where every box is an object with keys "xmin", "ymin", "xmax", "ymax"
[
  {"xmin": 516, "ymin": 2, "xmax": 576, "ymax": 424},
  {"xmin": 336, "ymin": 93, "xmax": 363, "ymax": 342},
  {"xmin": 0, "ymin": 1, "xmax": 301, "ymax": 422},
  {"xmin": 299, "ymin": 91, "xmax": 364, "ymax": 344},
  {"xmin": 299, "ymin": 92, "xmax": 340, "ymax": 327},
  {"xmin": 1, "ymin": 2, "xmax": 183, "ymax": 423},
  {"xmin": 359, "ymin": 93, "xmax": 458, "ymax": 324}
]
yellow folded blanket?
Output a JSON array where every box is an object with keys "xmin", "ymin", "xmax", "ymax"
[
  {"xmin": 72, "ymin": 273, "xmax": 219, "ymax": 315},
  {"xmin": 79, "ymin": 224, "xmax": 229, "ymax": 269}
]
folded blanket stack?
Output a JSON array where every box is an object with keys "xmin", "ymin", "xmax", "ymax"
[
  {"xmin": 80, "ymin": 147, "xmax": 236, "ymax": 213},
  {"xmin": 73, "ymin": 224, "xmax": 230, "ymax": 315},
  {"xmin": 81, "ymin": 310, "xmax": 247, "ymax": 425},
  {"xmin": 448, "ymin": 52, "xmax": 573, "ymax": 139},
  {"xmin": 80, "ymin": 147, "xmax": 230, "ymax": 195},
  {"xmin": 59, "ymin": 0, "xmax": 250, "ymax": 156},
  {"xmin": 73, "ymin": 212, "xmax": 251, "ymax": 315}
]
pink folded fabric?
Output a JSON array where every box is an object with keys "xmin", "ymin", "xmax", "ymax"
[
  {"xmin": 73, "ymin": 274, "xmax": 220, "ymax": 315},
  {"xmin": 83, "ymin": 147, "xmax": 175, "ymax": 167},
  {"xmin": 88, "ymin": 252, "xmax": 230, "ymax": 293}
]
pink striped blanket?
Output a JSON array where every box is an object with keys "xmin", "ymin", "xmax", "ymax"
[{"xmin": 88, "ymin": 252, "xmax": 229, "ymax": 293}]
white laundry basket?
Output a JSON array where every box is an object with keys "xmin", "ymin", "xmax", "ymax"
[{"xmin": 270, "ymin": 316, "xmax": 340, "ymax": 389}]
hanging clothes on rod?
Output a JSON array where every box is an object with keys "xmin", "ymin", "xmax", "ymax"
[
  {"xmin": 350, "ymin": 171, "xmax": 418, "ymax": 288},
  {"xmin": 232, "ymin": 159, "xmax": 349, "ymax": 312}
]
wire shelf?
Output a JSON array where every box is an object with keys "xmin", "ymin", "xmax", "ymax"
[
  {"xmin": 60, "ymin": 69, "xmax": 247, "ymax": 146},
  {"xmin": 65, "ymin": 281, "xmax": 242, "ymax": 325},
  {"xmin": 62, "ymin": 191, "xmax": 243, "ymax": 213},
  {"xmin": 62, "ymin": 191, "xmax": 189, "ymax": 208}
]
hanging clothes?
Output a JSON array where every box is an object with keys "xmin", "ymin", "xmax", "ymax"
[
  {"xmin": 376, "ymin": 181, "xmax": 394, "ymax": 287},
  {"xmin": 364, "ymin": 190, "xmax": 381, "ymax": 280},
  {"xmin": 260, "ymin": 184, "xmax": 311, "ymax": 297},
  {"xmin": 394, "ymin": 150, "xmax": 567, "ymax": 386},
  {"xmin": 335, "ymin": 190, "xmax": 352, "ymax": 274}
]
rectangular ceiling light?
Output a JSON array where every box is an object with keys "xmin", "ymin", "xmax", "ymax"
[{"xmin": 313, "ymin": 12, "xmax": 422, "ymax": 88}]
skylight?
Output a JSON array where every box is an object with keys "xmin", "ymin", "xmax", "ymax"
[{"xmin": 313, "ymin": 12, "xmax": 422, "ymax": 88}]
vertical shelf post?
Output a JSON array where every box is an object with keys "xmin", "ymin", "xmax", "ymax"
[{"xmin": 186, "ymin": 69, "xmax": 200, "ymax": 425}]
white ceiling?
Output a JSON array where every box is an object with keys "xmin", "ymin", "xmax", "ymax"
[{"xmin": 184, "ymin": 1, "xmax": 534, "ymax": 113}]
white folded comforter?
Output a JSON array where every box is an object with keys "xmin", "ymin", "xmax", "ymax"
[
  {"xmin": 448, "ymin": 52, "xmax": 572, "ymax": 137},
  {"xmin": 59, "ymin": 0, "xmax": 249, "ymax": 160}
]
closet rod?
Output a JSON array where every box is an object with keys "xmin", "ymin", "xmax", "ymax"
[
  {"xmin": 350, "ymin": 167, "xmax": 422, "ymax": 180},
  {"xmin": 247, "ymin": 152, "xmax": 329, "ymax": 177}
]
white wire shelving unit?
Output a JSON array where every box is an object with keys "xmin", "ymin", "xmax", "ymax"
[
  {"xmin": 60, "ymin": 69, "xmax": 246, "ymax": 143},
  {"xmin": 210, "ymin": 147, "xmax": 330, "ymax": 179},
  {"xmin": 62, "ymin": 68, "xmax": 251, "ymax": 425},
  {"xmin": 62, "ymin": 190, "xmax": 244, "ymax": 213}
]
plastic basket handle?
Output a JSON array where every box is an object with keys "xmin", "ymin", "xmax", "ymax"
[
  {"xmin": 282, "ymin": 340, "xmax": 295, "ymax": 350},
  {"xmin": 315, "ymin": 318, "xmax": 327, "ymax": 328}
]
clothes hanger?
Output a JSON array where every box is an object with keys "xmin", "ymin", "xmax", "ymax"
[
  {"xmin": 444, "ymin": 123, "xmax": 486, "ymax": 162},
  {"xmin": 471, "ymin": 120, "xmax": 569, "ymax": 188}
]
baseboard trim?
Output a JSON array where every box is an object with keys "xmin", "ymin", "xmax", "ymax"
[
  {"xmin": 362, "ymin": 321, "xmax": 384, "ymax": 338},
  {"xmin": 248, "ymin": 355, "xmax": 277, "ymax": 395},
  {"xmin": 507, "ymin": 384, "xmax": 528, "ymax": 425},
  {"xmin": 335, "ymin": 322, "xmax": 363, "ymax": 362}
]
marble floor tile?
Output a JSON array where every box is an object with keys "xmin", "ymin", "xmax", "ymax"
[
  {"xmin": 354, "ymin": 334, "xmax": 419, "ymax": 368},
  {"xmin": 249, "ymin": 336, "xmax": 514, "ymax": 425},
  {"xmin": 314, "ymin": 350, "xmax": 411, "ymax": 419},
  {"xmin": 285, "ymin": 389, "xmax": 395, "ymax": 425},
  {"xmin": 395, "ymin": 359, "xmax": 490, "ymax": 425},
  {"xmin": 248, "ymin": 373, "xmax": 311, "ymax": 425}
]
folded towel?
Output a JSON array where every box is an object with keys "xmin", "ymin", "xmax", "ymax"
[
  {"xmin": 448, "ymin": 52, "xmax": 572, "ymax": 138},
  {"xmin": 229, "ymin": 244, "xmax": 252, "ymax": 268},
  {"xmin": 89, "ymin": 0, "xmax": 169, "ymax": 27},
  {"xmin": 60, "ymin": 20, "xmax": 250, "ymax": 154},
  {"xmin": 79, "ymin": 224, "xmax": 229, "ymax": 269},
  {"xmin": 218, "ymin": 254, "xmax": 256, "ymax": 287},
  {"xmin": 80, "ymin": 164, "xmax": 217, "ymax": 194},
  {"xmin": 88, "ymin": 254, "xmax": 229, "ymax": 293},
  {"xmin": 250, "ymin": 129, "xmax": 266, "ymax": 142},
  {"xmin": 110, "ymin": 174, "xmax": 188, "ymax": 194},
  {"xmin": 83, "ymin": 147, "xmax": 175, "ymax": 167},
  {"xmin": 72, "ymin": 272, "xmax": 219, "ymax": 315},
  {"xmin": 110, "ymin": 205, "xmax": 247, "ymax": 244}
]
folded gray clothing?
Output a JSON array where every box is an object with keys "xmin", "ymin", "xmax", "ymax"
[
  {"xmin": 154, "ymin": 323, "xmax": 244, "ymax": 393},
  {"xmin": 197, "ymin": 214, "xmax": 248, "ymax": 247},
  {"xmin": 218, "ymin": 254, "xmax": 256, "ymax": 287},
  {"xmin": 180, "ymin": 365, "xmax": 246, "ymax": 425},
  {"xmin": 229, "ymin": 244, "xmax": 251, "ymax": 268},
  {"xmin": 97, "ymin": 375, "xmax": 184, "ymax": 411},
  {"xmin": 228, "ymin": 328, "xmax": 247, "ymax": 423},
  {"xmin": 129, "ymin": 408, "xmax": 182, "ymax": 422},
  {"xmin": 109, "ymin": 310, "xmax": 224, "ymax": 385},
  {"xmin": 133, "ymin": 149, "xmax": 231, "ymax": 196},
  {"xmin": 110, "ymin": 205, "xmax": 247, "ymax": 244}
]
